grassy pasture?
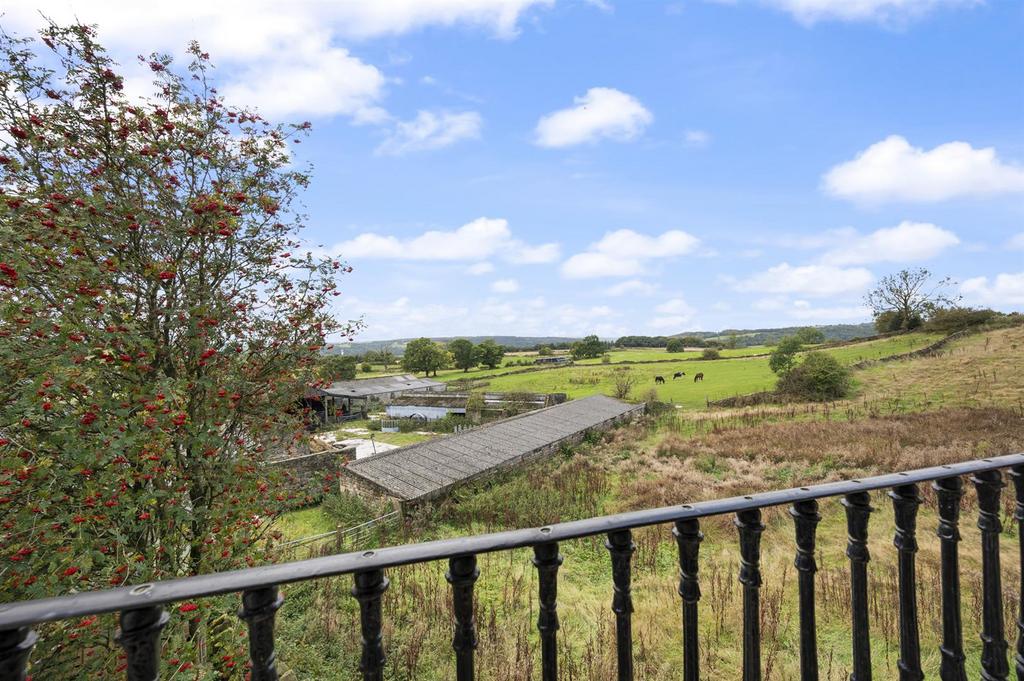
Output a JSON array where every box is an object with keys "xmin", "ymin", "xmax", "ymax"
[{"xmin": 476, "ymin": 332, "xmax": 945, "ymax": 407}]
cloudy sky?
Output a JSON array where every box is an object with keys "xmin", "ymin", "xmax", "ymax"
[{"xmin": 6, "ymin": 1, "xmax": 1023, "ymax": 340}]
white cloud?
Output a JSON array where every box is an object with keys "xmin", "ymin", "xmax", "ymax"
[
  {"xmin": 823, "ymin": 136, "xmax": 1024, "ymax": 203},
  {"xmin": 735, "ymin": 263, "xmax": 874, "ymax": 297},
  {"xmin": 961, "ymin": 273, "xmax": 1024, "ymax": 306},
  {"xmin": 821, "ymin": 221, "xmax": 960, "ymax": 265},
  {"xmin": 760, "ymin": 0, "xmax": 980, "ymax": 24},
  {"xmin": 467, "ymin": 262, "xmax": 495, "ymax": 275},
  {"xmin": 606, "ymin": 280, "xmax": 659, "ymax": 296},
  {"xmin": 491, "ymin": 278, "xmax": 520, "ymax": 293},
  {"xmin": 1007, "ymin": 233, "xmax": 1024, "ymax": 251},
  {"xmin": 4, "ymin": 1, "xmax": 553, "ymax": 121},
  {"xmin": 683, "ymin": 129, "xmax": 711, "ymax": 148},
  {"xmin": 788, "ymin": 300, "xmax": 871, "ymax": 321},
  {"xmin": 534, "ymin": 87, "xmax": 652, "ymax": 148},
  {"xmin": 375, "ymin": 110, "xmax": 482, "ymax": 155},
  {"xmin": 655, "ymin": 298, "xmax": 696, "ymax": 316},
  {"xmin": 561, "ymin": 229, "xmax": 700, "ymax": 279},
  {"xmin": 650, "ymin": 316, "xmax": 691, "ymax": 330},
  {"xmin": 329, "ymin": 217, "xmax": 559, "ymax": 264}
]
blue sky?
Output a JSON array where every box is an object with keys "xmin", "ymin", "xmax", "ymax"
[{"xmin": 8, "ymin": 1, "xmax": 1024, "ymax": 340}]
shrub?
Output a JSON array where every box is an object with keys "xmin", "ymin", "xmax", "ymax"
[
  {"xmin": 612, "ymin": 367, "xmax": 637, "ymax": 399},
  {"xmin": 665, "ymin": 338, "xmax": 686, "ymax": 353},
  {"xmin": 601, "ymin": 354, "xmax": 612, "ymax": 364},
  {"xmin": 701, "ymin": 348, "xmax": 721, "ymax": 360},
  {"xmin": 776, "ymin": 351, "xmax": 851, "ymax": 401},
  {"xmin": 925, "ymin": 307, "xmax": 999, "ymax": 333},
  {"xmin": 321, "ymin": 491, "xmax": 386, "ymax": 527},
  {"xmin": 769, "ymin": 336, "xmax": 803, "ymax": 375},
  {"xmin": 361, "ymin": 362, "xmax": 373, "ymax": 372}
]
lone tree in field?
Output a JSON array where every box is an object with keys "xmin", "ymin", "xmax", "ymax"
[
  {"xmin": 571, "ymin": 334, "xmax": 608, "ymax": 360},
  {"xmin": 865, "ymin": 268, "xmax": 959, "ymax": 332},
  {"xmin": 475, "ymin": 338, "xmax": 505, "ymax": 369},
  {"xmin": 448, "ymin": 338, "xmax": 477, "ymax": 372},
  {"xmin": 402, "ymin": 337, "xmax": 449, "ymax": 376},
  {"xmin": 0, "ymin": 23, "xmax": 354, "ymax": 675},
  {"xmin": 769, "ymin": 336, "xmax": 803, "ymax": 375}
]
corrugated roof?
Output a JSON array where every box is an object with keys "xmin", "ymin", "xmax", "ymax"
[
  {"xmin": 319, "ymin": 374, "xmax": 444, "ymax": 398},
  {"xmin": 344, "ymin": 395, "xmax": 642, "ymax": 502}
]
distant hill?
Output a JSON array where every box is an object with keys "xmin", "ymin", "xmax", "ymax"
[
  {"xmin": 327, "ymin": 336, "xmax": 580, "ymax": 356},
  {"xmin": 678, "ymin": 323, "xmax": 877, "ymax": 347},
  {"xmin": 328, "ymin": 324, "xmax": 879, "ymax": 356}
]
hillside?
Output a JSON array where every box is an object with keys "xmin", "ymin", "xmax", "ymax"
[{"xmin": 276, "ymin": 325, "xmax": 1024, "ymax": 679}]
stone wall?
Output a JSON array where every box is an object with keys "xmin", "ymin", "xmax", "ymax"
[{"xmin": 267, "ymin": 446, "xmax": 355, "ymax": 508}]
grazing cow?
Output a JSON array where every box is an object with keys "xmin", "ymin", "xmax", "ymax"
[
  {"xmin": 654, "ymin": 375, "xmax": 666, "ymax": 384},
  {"xmin": 673, "ymin": 371, "xmax": 685, "ymax": 380},
  {"xmin": 693, "ymin": 372, "xmax": 704, "ymax": 382}
]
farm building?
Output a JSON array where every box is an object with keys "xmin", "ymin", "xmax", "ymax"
[
  {"xmin": 534, "ymin": 355, "xmax": 572, "ymax": 366},
  {"xmin": 306, "ymin": 374, "xmax": 445, "ymax": 424},
  {"xmin": 384, "ymin": 391, "xmax": 567, "ymax": 421},
  {"xmin": 340, "ymin": 395, "xmax": 643, "ymax": 509}
]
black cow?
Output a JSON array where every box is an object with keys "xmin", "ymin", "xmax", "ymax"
[
  {"xmin": 673, "ymin": 371, "xmax": 685, "ymax": 380},
  {"xmin": 654, "ymin": 375, "xmax": 666, "ymax": 384}
]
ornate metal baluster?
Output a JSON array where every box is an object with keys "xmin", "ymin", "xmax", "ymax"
[
  {"xmin": 736, "ymin": 509, "xmax": 764, "ymax": 681},
  {"xmin": 238, "ymin": 586, "xmax": 284, "ymax": 681},
  {"xmin": 972, "ymin": 469, "xmax": 1009, "ymax": 681},
  {"xmin": 351, "ymin": 571, "xmax": 389, "ymax": 681},
  {"xmin": 116, "ymin": 606, "xmax": 169, "ymax": 681},
  {"xmin": 791, "ymin": 499, "xmax": 821, "ymax": 681},
  {"xmin": 447, "ymin": 554, "xmax": 479, "ymax": 681},
  {"xmin": 843, "ymin": 491, "xmax": 873, "ymax": 681},
  {"xmin": 890, "ymin": 484, "xmax": 923, "ymax": 681},
  {"xmin": 0, "ymin": 627, "xmax": 37, "ymax": 681},
  {"xmin": 606, "ymin": 528, "xmax": 636, "ymax": 681},
  {"xmin": 934, "ymin": 476, "xmax": 968, "ymax": 681},
  {"xmin": 532, "ymin": 542, "xmax": 562, "ymax": 681},
  {"xmin": 673, "ymin": 518, "xmax": 703, "ymax": 681},
  {"xmin": 1009, "ymin": 465, "xmax": 1024, "ymax": 680}
]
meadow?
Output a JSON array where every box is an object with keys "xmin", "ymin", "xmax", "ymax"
[
  {"xmin": 476, "ymin": 332, "xmax": 945, "ymax": 407},
  {"xmin": 270, "ymin": 326, "xmax": 1024, "ymax": 679}
]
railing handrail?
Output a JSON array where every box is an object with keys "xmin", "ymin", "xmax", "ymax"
[
  {"xmin": 2, "ymin": 451, "xmax": 1022, "ymax": 631},
  {"xmin": 276, "ymin": 510, "xmax": 401, "ymax": 548}
]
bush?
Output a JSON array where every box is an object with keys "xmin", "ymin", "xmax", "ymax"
[
  {"xmin": 361, "ymin": 362, "xmax": 373, "ymax": 372},
  {"xmin": 776, "ymin": 351, "xmax": 851, "ymax": 401},
  {"xmin": 367, "ymin": 419, "xmax": 382, "ymax": 431},
  {"xmin": 321, "ymin": 491, "xmax": 387, "ymax": 528},
  {"xmin": 701, "ymin": 348, "xmax": 721, "ymax": 360},
  {"xmin": 874, "ymin": 310, "xmax": 923, "ymax": 333},
  {"xmin": 665, "ymin": 338, "xmax": 686, "ymax": 353},
  {"xmin": 925, "ymin": 307, "xmax": 999, "ymax": 333},
  {"xmin": 769, "ymin": 336, "xmax": 803, "ymax": 375},
  {"xmin": 601, "ymin": 354, "xmax": 612, "ymax": 364}
]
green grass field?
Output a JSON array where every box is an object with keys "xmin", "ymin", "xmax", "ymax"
[{"xmin": 476, "ymin": 333, "xmax": 945, "ymax": 407}]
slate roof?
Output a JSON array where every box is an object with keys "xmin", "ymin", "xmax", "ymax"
[
  {"xmin": 344, "ymin": 395, "xmax": 642, "ymax": 502},
  {"xmin": 319, "ymin": 374, "xmax": 444, "ymax": 398}
]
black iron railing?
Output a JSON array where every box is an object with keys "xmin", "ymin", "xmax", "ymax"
[{"xmin": 2, "ymin": 452, "xmax": 1024, "ymax": 680}]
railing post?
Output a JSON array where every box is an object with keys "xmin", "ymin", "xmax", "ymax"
[
  {"xmin": 0, "ymin": 627, "xmax": 37, "ymax": 681},
  {"xmin": 843, "ymin": 491, "xmax": 873, "ymax": 681},
  {"xmin": 934, "ymin": 476, "xmax": 968, "ymax": 681},
  {"xmin": 238, "ymin": 586, "xmax": 284, "ymax": 681},
  {"xmin": 972, "ymin": 469, "xmax": 1009, "ymax": 681},
  {"xmin": 1009, "ymin": 465, "xmax": 1024, "ymax": 679},
  {"xmin": 736, "ymin": 508, "xmax": 764, "ymax": 681},
  {"xmin": 791, "ymin": 499, "xmax": 820, "ymax": 681},
  {"xmin": 352, "ymin": 570, "xmax": 389, "ymax": 681},
  {"xmin": 447, "ymin": 554, "xmax": 479, "ymax": 681},
  {"xmin": 673, "ymin": 518, "xmax": 702, "ymax": 681},
  {"xmin": 606, "ymin": 528, "xmax": 636, "ymax": 681},
  {"xmin": 890, "ymin": 484, "xmax": 923, "ymax": 681},
  {"xmin": 116, "ymin": 606, "xmax": 169, "ymax": 681},
  {"xmin": 532, "ymin": 542, "xmax": 562, "ymax": 681}
]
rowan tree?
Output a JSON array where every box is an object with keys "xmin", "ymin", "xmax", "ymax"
[{"xmin": 0, "ymin": 23, "xmax": 355, "ymax": 675}]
